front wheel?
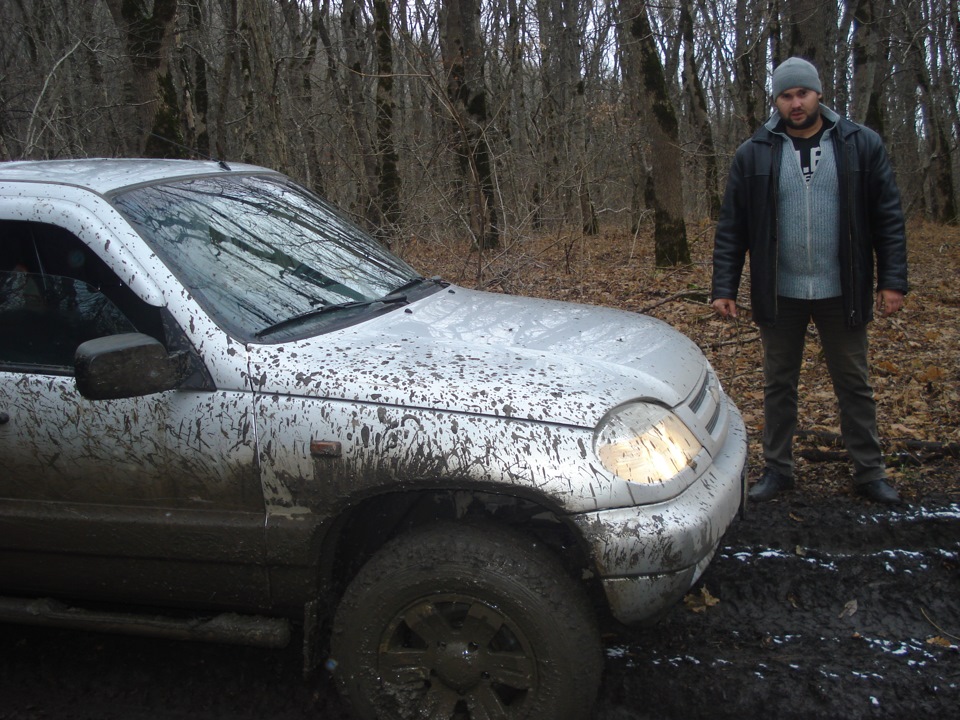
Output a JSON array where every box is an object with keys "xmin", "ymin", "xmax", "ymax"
[{"xmin": 330, "ymin": 521, "xmax": 602, "ymax": 720}]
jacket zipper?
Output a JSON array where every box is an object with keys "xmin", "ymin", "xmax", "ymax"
[
  {"xmin": 771, "ymin": 139, "xmax": 781, "ymax": 320},
  {"xmin": 842, "ymin": 133, "xmax": 857, "ymax": 326}
]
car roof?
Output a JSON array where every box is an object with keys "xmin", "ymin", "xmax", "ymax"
[{"xmin": 0, "ymin": 158, "xmax": 276, "ymax": 195}]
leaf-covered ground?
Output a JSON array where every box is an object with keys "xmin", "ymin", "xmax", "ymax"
[{"xmin": 399, "ymin": 219, "xmax": 960, "ymax": 503}]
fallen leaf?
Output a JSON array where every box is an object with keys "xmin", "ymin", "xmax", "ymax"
[
  {"xmin": 926, "ymin": 636, "xmax": 953, "ymax": 648},
  {"xmin": 916, "ymin": 365, "xmax": 945, "ymax": 383},
  {"xmin": 684, "ymin": 586, "xmax": 720, "ymax": 613},
  {"xmin": 795, "ymin": 545, "xmax": 807, "ymax": 556},
  {"xmin": 889, "ymin": 423, "xmax": 914, "ymax": 435},
  {"xmin": 838, "ymin": 599, "xmax": 858, "ymax": 619},
  {"xmin": 789, "ymin": 512, "xmax": 804, "ymax": 523},
  {"xmin": 875, "ymin": 360, "xmax": 900, "ymax": 375}
]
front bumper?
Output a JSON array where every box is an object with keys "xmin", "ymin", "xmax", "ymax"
[{"xmin": 571, "ymin": 402, "xmax": 747, "ymax": 624}]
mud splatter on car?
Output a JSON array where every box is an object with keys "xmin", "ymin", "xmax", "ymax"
[{"xmin": 0, "ymin": 159, "xmax": 747, "ymax": 719}]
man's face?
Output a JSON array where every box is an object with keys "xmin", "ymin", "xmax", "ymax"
[{"xmin": 775, "ymin": 87, "xmax": 822, "ymax": 132}]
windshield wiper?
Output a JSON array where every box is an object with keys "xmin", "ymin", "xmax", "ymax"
[
  {"xmin": 387, "ymin": 275, "xmax": 446, "ymax": 295},
  {"xmin": 255, "ymin": 294, "xmax": 409, "ymax": 338}
]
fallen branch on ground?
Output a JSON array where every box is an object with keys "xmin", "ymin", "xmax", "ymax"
[{"xmin": 794, "ymin": 429, "xmax": 960, "ymax": 463}]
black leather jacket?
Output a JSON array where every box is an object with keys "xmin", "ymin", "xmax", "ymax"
[{"xmin": 711, "ymin": 106, "xmax": 908, "ymax": 327}]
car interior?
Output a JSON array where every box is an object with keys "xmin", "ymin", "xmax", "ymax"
[{"xmin": 0, "ymin": 220, "xmax": 164, "ymax": 371}]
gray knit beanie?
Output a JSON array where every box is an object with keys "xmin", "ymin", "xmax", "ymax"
[{"xmin": 772, "ymin": 57, "xmax": 822, "ymax": 97}]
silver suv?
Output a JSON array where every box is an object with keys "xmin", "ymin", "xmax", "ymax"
[{"xmin": 0, "ymin": 159, "xmax": 746, "ymax": 720}]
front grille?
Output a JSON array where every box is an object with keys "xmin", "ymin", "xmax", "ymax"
[{"xmin": 680, "ymin": 369, "xmax": 726, "ymax": 453}]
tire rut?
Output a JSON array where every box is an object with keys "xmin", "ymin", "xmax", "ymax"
[{"xmin": 596, "ymin": 498, "xmax": 960, "ymax": 719}]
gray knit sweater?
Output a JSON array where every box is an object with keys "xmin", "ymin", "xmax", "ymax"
[{"xmin": 774, "ymin": 124, "xmax": 842, "ymax": 299}]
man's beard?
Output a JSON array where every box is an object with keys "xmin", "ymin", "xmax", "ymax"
[{"xmin": 784, "ymin": 106, "xmax": 821, "ymax": 130}]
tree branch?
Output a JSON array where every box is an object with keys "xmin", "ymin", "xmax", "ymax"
[{"xmin": 24, "ymin": 38, "xmax": 84, "ymax": 157}]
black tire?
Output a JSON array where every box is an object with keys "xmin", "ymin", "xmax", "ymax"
[{"xmin": 330, "ymin": 521, "xmax": 602, "ymax": 720}]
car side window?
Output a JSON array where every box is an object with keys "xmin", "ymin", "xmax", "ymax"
[
  {"xmin": 0, "ymin": 271, "xmax": 137, "ymax": 372},
  {"xmin": 0, "ymin": 221, "xmax": 159, "ymax": 374}
]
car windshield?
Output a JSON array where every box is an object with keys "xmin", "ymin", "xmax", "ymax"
[{"xmin": 111, "ymin": 174, "xmax": 427, "ymax": 342}]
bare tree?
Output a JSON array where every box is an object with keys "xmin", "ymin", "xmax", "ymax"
[
  {"xmin": 535, "ymin": 0, "xmax": 599, "ymax": 234},
  {"xmin": 0, "ymin": 0, "xmax": 956, "ymax": 239},
  {"xmin": 341, "ymin": 0, "xmax": 381, "ymax": 225},
  {"xmin": 733, "ymin": 0, "xmax": 772, "ymax": 137},
  {"xmin": 679, "ymin": 0, "xmax": 721, "ymax": 219},
  {"xmin": 440, "ymin": 0, "xmax": 500, "ymax": 249},
  {"xmin": 176, "ymin": 0, "xmax": 212, "ymax": 158},
  {"xmin": 779, "ymin": 0, "xmax": 839, "ymax": 97},
  {"xmin": 847, "ymin": 0, "xmax": 888, "ymax": 131},
  {"xmin": 619, "ymin": 1, "xmax": 691, "ymax": 266},
  {"xmin": 277, "ymin": 0, "xmax": 326, "ymax": 195},
  {"xmin": 900, "ymin": 0, "xmax": 957, "ymax": 223},
  {"xmin": 103, "ymin": 0, "xmax": 181, "ymax": 157},
  {"xmin": 373, "ymin": 0, "xmax": 402, "ymax": 239}
]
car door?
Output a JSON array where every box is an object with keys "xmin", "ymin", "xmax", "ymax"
[{"xmin": 0, "ymin": 221, "xmax": 269, "ymax": 610}]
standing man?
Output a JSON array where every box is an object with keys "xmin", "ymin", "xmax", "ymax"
[{"xmin": 711, "ymin": 57, "xmax": 908, "ymax": 504}]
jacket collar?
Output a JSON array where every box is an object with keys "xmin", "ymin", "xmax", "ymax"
[{"xmin": 761, "ymin": 104, "xmax": 846, "ymax": 138}]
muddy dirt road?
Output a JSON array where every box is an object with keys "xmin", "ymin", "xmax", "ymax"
[{"xmin": 2, "ymin": 494, "xmax": 958, "ymax": 720}]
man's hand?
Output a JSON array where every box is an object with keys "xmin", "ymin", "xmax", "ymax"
[
  {"xmin": 876, "ymin": 289, "xmax": 904, "ymax": 318},
  {"xmin": 712, "ymin": 298, "xmax": 738, "ymax": 318}
]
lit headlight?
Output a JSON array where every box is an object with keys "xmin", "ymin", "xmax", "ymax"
[{"xmin": 595, "ymin": 402, "xmax": 702, "ymax": 484}]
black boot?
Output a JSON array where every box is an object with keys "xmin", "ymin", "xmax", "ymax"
[
  {"xmin": 748, "ymin": 468, "xmax": 794, "ymax": 502},
  {"xmin": 855, "ymin": 478, "xmax": 901, "ymax": 504}
]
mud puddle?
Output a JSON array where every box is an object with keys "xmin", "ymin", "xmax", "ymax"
[
  {"xmin": 1, "ymin": 497, "xmax": 957, "ymax": 719},
  {"xmin": 596, "ymin": 497, "xmax": 960, "ymax": 719}
]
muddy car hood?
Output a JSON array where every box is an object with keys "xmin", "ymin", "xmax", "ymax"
[{"xmin": 249, "ymin": 287, "xmax": 705, "ymax": 427}]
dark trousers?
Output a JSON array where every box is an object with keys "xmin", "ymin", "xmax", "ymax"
[{"xmin": 759, "ymin": 296, "xmax": 885, "ymax": 485}]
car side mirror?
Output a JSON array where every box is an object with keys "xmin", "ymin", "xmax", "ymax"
[{"xmin": 75, "ymin": 333, "xmax": 191, "ymax": 400}]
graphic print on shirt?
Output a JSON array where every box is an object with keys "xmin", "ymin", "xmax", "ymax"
[
  {"xmin": 791, "ymin": 138, "xmax": 822, "ymax": 183},
  {"xmin": 790, "ymin": 124, "xmax": 828, "ymax": 184}
]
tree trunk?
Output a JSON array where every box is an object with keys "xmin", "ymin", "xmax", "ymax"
[
  {"xmin": 848, "ymin": 0, "xmax": 886, "ymax": 132},
  {"xmin": 176, "ymin": 0, "xmax": 210, "ymax": 158},
  {"xmin": 782, "ymin": 0, "xmax": 837, "ymax": 98},
  {"xmin": 535, "ymin": 0, "xmax": 598, "ymax": 235},
  {"xmin": 341, "ymin": 0, "xmax": 381, "ymax": 227},
  {"xmin": 903, "ymin": 4, "xmax": 957, "ymax": 224},
  {"xmin": 620, "ymin": 2, "xmax": 691, "ymax": 267},
  {"xmin": 373, "ymin": 0, "xmax": 402, "ymax": 241},
  {"xmin": 680, "ymin": 0, "xmax": 721, "ymax": 219},
  {"xmin": 237, "ymin": 0, "xmax": 289, "ymax": 171},
  {"xmin": 215, "ymin": 0, "xmax": 238, "ymax": 161},
  {"xmin": 278, "ymin": 0, "xmax": 326, "ymax": 195},
  {"xmin": 733, "ymin": 0, "xmax": 770, "ymax": 136},
  {"xmin": 440, "ymin": 0, "xmax": 500, "ymax": 249},
  {"xmin": 103, "ymin": 0, "xmax": 180, "ymax": 157}
]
